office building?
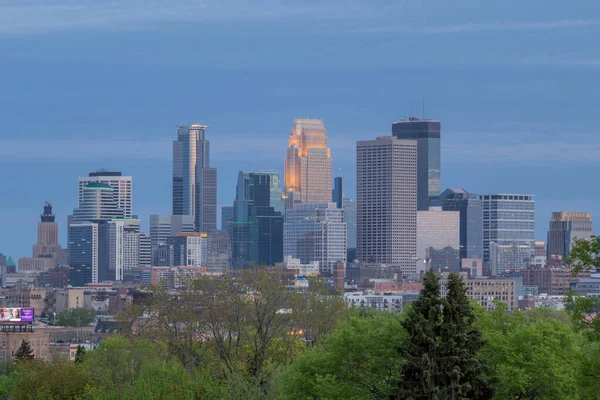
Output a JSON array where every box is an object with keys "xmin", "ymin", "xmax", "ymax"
[
  {"xmin": 68, "ymin": 223, "xmax": 99, "ymax": 286},
  {"xmin": 490, "ymin": 242, "xmax": 532, "ymax": 275},
  {"xmin": 284, "ymin": 202, "xmax": 346, "ymax": 276},
  {"xmin": 343, "ymin": 198, "xmax": 357, "ymax": 250},
  {"xmin": 79, "ymin": 170, "xmax": 132, "ymax": 218},
  {"xmin": 332, "ymin": 176, "xmax": 345, "ymax": 209},
  {"xmin": 416, "ymin": 207, "xmax": 460, "ymax": 273},
  {"xmin": 139, "ymin": 233, "xmax": 152, "ymax": 267},
  {"xmin": 107, "ymin": 219, "xmax": 140, "ymax": 281},
  {"xmin": 73, "ymin": 183, "xmax": 124, "ymax": 223},
  {"xmin": 149, "ymin": 215, "xmax": 194, "ymax": 246},
  {"xmin": 18, "ymin": 202, "xmax": 63, "ymax": 272},
  {"xmin": 206, "ymin": 229, "xmax": 231, "ymax": 272},
  {"xmin": 523, "ymin": 266, "xmax": 591, "ymax": 295},
  {"xmin": 533, "ymin": 241, "xmax": 547, "ymax": 266},
  {"xmin": 284, "ymin": 119, "xmax": 332, "ymax": 208},
  {"xmin": 232, "ymin": 171, "xmax": 284, "ymax": 268},
  {"xmin": 480, "ymin": 194, "xmax": 535, "ymax": 265},
  {"xmin": 172, "ymin": 124, "xmax": 217, "ymax": 232},
  {"xmin": 392, "ymin": 118, "xmax": 441, "ymax": 210},
  {"xmin": 356, "ymin": 136, "xmax": 417, "ymax": 274},
  {"xmin": 167, "ymin": 233, "xmax": 208, "ymax": 267},
  {"xmin": 152, "ymin": 243, "xmax": 174, "ymax": 267},
  {"xmin": 440, "ymin": 188, "xmax": 483, "ymax": 260},
  {"xmin": 465, "ymin": 278, "xmax": 517, "ymax": 311},
  {"xmin": 221, "ymin": 206, "xmax": 234, "ymax": 241},
  {"xmin": 547, "ymin": 212, "xmax": 594, "ymax": 261}
]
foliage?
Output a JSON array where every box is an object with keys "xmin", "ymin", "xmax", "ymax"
[
  {"xmin": 565, "ymin": 291, "xmax": 600, "ymax": 340},
  {"xmin": 12, "ymin": 359, "xmax": 97, "ymax": 400},
  {"xmin": 56, "ymin": 307, "xmax": 96, "ymax": 327},
  {"xmin": 439, "ymin": 273, "xmax": 493, "ymax": 399},
  {"xmin": 280, "ymin": 308, "xmax": 406, "ymax": 399},
  {"xmin": 477, "ymin": 303, "xmax": 583, "ymax": 399},
  {"xmin": 567, "ymin": 235, "xmax": 600, "ymax": 274},
  {"xmin": 14, "ymin": 341, "xmax": 33, "ymax": 363},
  {"xmin": 75, "ymin": 345, "xmax": 86, "ymax": 363}
]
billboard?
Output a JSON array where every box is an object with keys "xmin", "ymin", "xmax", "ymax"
[{"xmin": 0, "ymin": 308, "xmax": 34, "ymax": 324}]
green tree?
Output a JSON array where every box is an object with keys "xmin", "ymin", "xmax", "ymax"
[
  {"xmin": 439, "ymin": 273, "xmax": 493, "ymax": 399},
  {"xmin": 392, "ymin": 269, "xmax": 443, "ymax": 399},
  {"xmin": 12, "ymin": 359, "xmax": 97, "ymax": 399},
  {"xmin": 478, "ymin": 304, "xmax": 583, "ymax": 399},
  {"xmin": 56, "ymin": 307, "xmax": 96, "ymax": 327},
  {"xmin": 279, "ymin": 308, "xmax": 406, "ymax": 399},
  {"xmin": 75, "ymin": 345, "xmax": 86, "ymax": 363},
  {"xmin": 14, "ymin": 340, "xmax": 33, "ymax": 362},
  {"xmin": 567, "ymin": 235, "xmax": 600, "ymax": 274}
]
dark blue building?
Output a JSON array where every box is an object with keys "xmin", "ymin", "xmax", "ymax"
[{"xmin": 440, "ymin": 188, "xmax": 483, "ymax": 260}]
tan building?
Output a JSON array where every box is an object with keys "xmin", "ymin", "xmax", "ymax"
[
  {"xmin": 284, "ymin": 119, "xmax": 332, "ymax": 208},
  {"xmin": 466, "ymin": 278, "xmax": 517, "ymax": 312},
  {"xmin": 0, "ymin": 286, "xmax": 48, "ymax": 316},
  {"xmin": 0, "ymin": 331, "xmax": 50, "ymax": 361},
  {"xmin": 18, "ymin": 202, "xmax": 63, "ymax": 273}
]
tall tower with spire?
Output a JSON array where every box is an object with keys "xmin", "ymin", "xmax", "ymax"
[
  {"xmin": 18, "ymin": 202, "xmax": 63, "ymax": 272},
  {"xmin": 284, "ymin": 119, "xmax": 332, "ymax": 209}
]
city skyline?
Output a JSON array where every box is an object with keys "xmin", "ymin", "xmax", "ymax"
[{"xmin": 2, "ymin": 0, "xmax": 600, "ymax": 258}]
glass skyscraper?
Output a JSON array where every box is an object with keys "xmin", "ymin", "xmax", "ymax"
[
  {"xmin": 440, "ymin": 188, "xmax": 483, "ymax": 260},
  {"xmin": 232, "ymin": 171, "xmax": 284, "ymax": 269},
  {"xmin": 79, "ymin": 171, "xmax": 132, "ymax": 218},
  {"xmin": 480, "ymin": 194, "xmax": 535, "ymax": 271},
  {"xmin": 332, "ymin": 176, "xmax": 344, "ymax": 209},
  {"xmin": 284, "ymin": 203, "xmax": 346, "ymax": 276},
  {"xmin": 172, "ymin": 124, "xmax": 217, "ymax": 232},
  {"xmin": 392, "ymin": 118, "xmax": 441, "ymax": 211},
  {"xmin": 284, "ymin": 119, "xmax": 332, "ymax": 209}
]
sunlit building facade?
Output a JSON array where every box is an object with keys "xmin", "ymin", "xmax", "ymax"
[{"xmin": 284, "ymin": 119, "xmax": 332, "ymax": 208}]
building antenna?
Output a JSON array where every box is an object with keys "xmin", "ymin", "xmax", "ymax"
[
  {"xmin": 422, "ymin": 99, "xmax": 425, "ymax": 120},
  {"xmin": 410, "ymin": 100, "xmax": 413, "ymax": 118}
]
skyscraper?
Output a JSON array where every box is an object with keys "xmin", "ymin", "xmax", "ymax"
[
  {"xmin": 480, "ymin": 194, "xmax": 535, "ymax": 268},
  {"xmin": 79, "ymin": 171, "xmax": 132, "ymax": 218},
  {"xmin": 284, "ymin": 203, "xmax": 346, "ymax": 276},
  {"xmin": 332, "ymin": 176, "xmax": 345, "ymax": 209},
  {"xmin": 18, "ymin": 202, "xmax": 63, "ymax": 272},
  {"xmin": 73, "ymin": 183, "xmax": 124, "ymax": 223},
  {"xmin": 172, "ymin": 124, "xmax": 217, "ymax": 232},
  {"xmin": 284, "ymin": 119, "xmax": 332, "ymax": 208},
  {"xmin": 232, "ymin": 171, "xmax": 284, "ymax": 268},
  {"xmin": 342, "ymin": 198, "xmax": 357, "ymax": 250},
  {"xmin": 68, "ymin": 223, "xmax": 99, "ymax": 286},
  {"xmin": 547, "ymin": 212, "xmax": 594, "ymax": 261},
  {"xmin": 107, "ymin": 219, "xmax": 140, "ymax": 281},
  {"xmin": 416, "ymin": 207, "xmax": 460, "ymax": 273},
  {"xmin": 149, "ymin": 215, "xmax": 194, "ymax": 246},
  {"xmin": 221, "ymin": 206, "xmax": 234, "ymax": 242},
  {"xmin": 392, "ymin": 118, "xmax": 441, "ymax": 210},
  {"xmin": 440, "ymin": 188, "xmax": 483, "ymax": 260},
  {"xmin": 356, "ymin": 136, "xmax": 417, "ymax": 274},
  {"xmin": 167, "ymin": 233, "xmax": 208, "ymax": 267}
]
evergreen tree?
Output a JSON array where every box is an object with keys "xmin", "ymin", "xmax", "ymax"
[
  {"xmin": 14, "ymin": 340, "xmax": 33, "ymax": 362},
  {"xmin": 393, "ymin": 268, "xmax": 443, "ymax": 400},
  {"xmin": 75, "ymin": 345, "xmax": 86, "ymax": 364},
  {"xmin": 439, "ymin": 273, "xmax": 493, "ymax": 400}
]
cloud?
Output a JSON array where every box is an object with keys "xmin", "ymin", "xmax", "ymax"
[{"xmin": 364, "ymin": 19, "xmax": 600, "ymax": 34}]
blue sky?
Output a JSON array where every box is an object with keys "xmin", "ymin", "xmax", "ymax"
[{"xmin": 1, "ymin": 0, "xmax": 599, "ymax": 259}]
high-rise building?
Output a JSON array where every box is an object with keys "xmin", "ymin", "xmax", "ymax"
[
  {"xmin": 152, "ymin": 243, "xmax": 174, "ymax": 267},
  {"xmin": 221, "ymin": 206, "xmax": 234, "ymax": 242},
  {"xmin": 342, "ymin": 198, "xmax": 357, "ymax": 250},
  {"xmin": 232, "ymin": 171, "xmax": 284, "ymax": 268},
  {"xmin": 18, "ymin": 202, "xmax": 63, "ymax": 272},
  {"xmin": 139, "ymin": 233, "xmax": 152, "ymax": 267},
  {"xmin": 480, "ymin": 194, "xmax": 535, "ymax": 268},
  {"xmin": 79, "ymin": 170, "xmax": 132, "ymax": 218},
  {"xmin": 167, "ymin": 233, "xmax": 208, "ymax": 267},
  {"xmin": 68, "ymin": 223, "xmax": 99, "ymax": 286},
  {"xmin": 73, "ymin": 183, "xmax": 124, "ymax": 223},
  {"xmin": 149, "ymin": 215, "xmax": 194, "ymax": 246},
  {"xmin": 284, "ymin": 119, "xmax": 332, "ymax": 208},
  {"xmin": 107, "ymin": 219, "xmax": 140, "ymax": 281},
  {"xmin": 416, "ymin": 207, "xmax": 460, "ymax": 273},
  {"xmin": 356, "ymin": 136, "xmax": 417, "ymax": 274},
  {"xmin": 547, "ymin": 212, "xmax": 594, "ymax": 261},
  {"xmin": 392, "ymin": 118, "xmax": 441, "ymax": 210},
  {"xmin": 284, "ymin": 203, "xmax": 346, "ymax": 276},
  {"xmin": 172, "ymin": 125, "xmax": 217, "ymax": 232},
  {"xmin": 206, "ymin": 229, "xmax": 231, "ymax": 272},
  {"xmin": 332, "ymin": 176, "xmax": 345, "ymax": 209},
  {"xmin": 440, "ymin": 189, "xmax": 483, "ymax": 260},
  {"xmin": 490, "ymin": 242, "xmax": 533, "ymax": 276}
]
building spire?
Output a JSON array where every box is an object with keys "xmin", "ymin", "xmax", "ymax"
[{"xmin": 41, "ymin": 202, "xmax": 55, "ymax": 223}]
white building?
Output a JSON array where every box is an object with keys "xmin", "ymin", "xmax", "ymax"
[
  {"xmin": 284, "ymin": 203, "xmax": 346, "ymax": 276},
  {"xmin": 149, "ymin": 214, "xmax": 195, "ymax": 246},
  {"xmin": 108, "ymin": 219, "xmax": 140, "ymax": 281},
  {"xmin": 283, "ymin": 256, "xmax": 319, "ymax": 276},
  {"xmin": 79, "ymin": 171, "xmax": 132, "ymax": 218},
  {"xmin": 356, "ymin": 136, "xmax": 417, "ymax": 274}
]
